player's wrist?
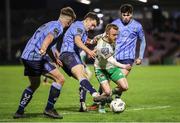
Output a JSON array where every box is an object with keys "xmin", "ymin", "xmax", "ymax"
[{"xmin": 39, "ymin": 48, "xmax": 46, "ymax": 55}]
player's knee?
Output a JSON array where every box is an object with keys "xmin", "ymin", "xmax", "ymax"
[
  {"xmin": 121, "ymin": 85, "xmax": 128, "ymax": 91},
  {"xmin": 104, "ymin": 90, "xmax": 111, "ymax": 96},
  {"xmin": 56, "ymin": 76, "xmax": 65, "ymax": 85}
]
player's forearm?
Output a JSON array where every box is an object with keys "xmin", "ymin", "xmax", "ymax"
[
  {"xmin": 139, "ymin": 36, "xmax": 146, "ymax": 59},
  {"xmin": 75, "ymin": 36, "xmax": 91, "ymax": 53},
  {"xmin": 40, "ymin": 33, "xmax": 54, "ymax": 52},
  {"xmin": 107, "ymin": 56, "xmax": 126, "ymax": 68},
  {"xmin": 51, "ymin": 45, "xmax": 60, "ymax": 58}
]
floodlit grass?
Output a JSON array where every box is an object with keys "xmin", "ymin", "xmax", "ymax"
[{"xmin": 0, "ymin": 65, "xmax": 180, "ymax": 122}]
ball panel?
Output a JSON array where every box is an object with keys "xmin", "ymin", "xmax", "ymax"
[{"xmin": 110, "ymin": 98, "xmax": 125, "ymax": 113}]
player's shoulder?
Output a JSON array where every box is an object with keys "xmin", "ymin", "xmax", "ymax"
[
  {"xmin": 72, "ymin": 21, "xmax": 83, "ymax": 28},
  {"xmin": 112, "ymin": 18, "xmax": 121, "ymax": 24},
  {"xmin": 70, "ymin": 21, "xmax": 85, "ymax": 32},
  {"xmin": 98, "ymin": 38, "xmax": 111, "ymax": 48},
  {"xmin": 132, "ymin": 19, "xmax": 143, "ymax": 27},
  {"xmin": 46, "ymin": 20, "xmax": 63, "ymax": 32},
  {"xmin": 97, "ymin": 37, "xmax": 104, "ymax": 45},
  {"xmin": 46, "ymin": 20, "xmax": 59, "ymax": 27}
]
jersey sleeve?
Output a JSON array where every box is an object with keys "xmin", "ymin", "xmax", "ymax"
[
  {"xmin": 137, "ymin": 24, "xmax": 146, "ymax": 59},
  {"xmin": 72, "ymin": 25, "xmax": 84, "ymax": 38},
  {"xmin": 137, "ymin": 24, "xmax": 145, "ymax": 39},
  {"xmin": 49, "ymin": 24, "xmax": 62, "ymax": 39}
]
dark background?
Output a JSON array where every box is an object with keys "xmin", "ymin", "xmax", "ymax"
[{"xmin": 0, "ymin": 0, "xmax": 180, "ymax": 65}]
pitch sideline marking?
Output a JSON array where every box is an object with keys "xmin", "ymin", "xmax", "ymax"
[
  {"xmin": 61, "ymin": 105, "xmax": 171, "ymax": 115},
  {"xmin": 126, "ymin": 105, "xmax": 171, "ymax": 111}
]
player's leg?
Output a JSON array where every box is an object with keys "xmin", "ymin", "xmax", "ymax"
[
  {"xmin": 110, "ymin": 67, "xmax": 128, "ymax": 98},
  {"xmin": 42, "ymin": 74, "xmax": 55, "ymax": 85},
  {"xmin": 13, "ymin": 60, "xmax": 42, "ymax": 119},
  {"xmin": 71, "ymin": 64, "xmax": 98, "ymax": 97},
  {"xmin": 14, "ymin": 76, "xmax": 41, "ymax": 119},
  {"xmin": 60, "ymin": 52, "xmax": 109, "ymax": 110},
  {"xmin": 43, "ymin": 61, "xmax": 64, "ymax": 119},
  {"xmin": 78, "ymin": 65, "xmax": 91, "ymax": 112},
  {"xmin": 79, "ymin": 86, "xmax": 87, "ymax": 112},
  {"xmin": 94, "ymin": 69, "xmax": 111, "ymax": 113},
  {"xmin": 112, "ymin": 59, "xmax": 133, "ymax": 98},
  {"xmin": 111, "ymin": 68, "xmax": 129, "ymax": 98},
  {"xmin": 79, "ymin": 51, "xmax": 92, "ymax": 111},
  {"xmin": 114, "ymin": 78, "xmax": 128, "ymax": 98},
  {"xmin": 60, "ymin": 52, "xmax": 89, "ymax": 112},
  {"xmin": 84, "ymin": 65, "xmax": 92, "ymax": 80},
  {"xmin": 79, "ymin": 65, "xmax": 92, "ymax": 111},
  {"xmin": 87, "ymin": 69, "xmax": 111, "ymax": 111},
  {"xmin": 72, "ymin": 65, "xmax": 109, "ymax": 104},
  {"xmin": 98, "ymin": 81, "xmax": 111, "ymax": 113}
]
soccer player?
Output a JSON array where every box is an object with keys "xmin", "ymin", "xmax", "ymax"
[
  {"xmin": 88, "ymin": 4, "xmax": 146, "ymax": 110},
  {"xmin": 94, "ymin": 24, "xmax": 131, "ymax": 113},
  {"xmin": 58, "ymin": 12, "xmax": 109, "ymax": 112},
  {"xmin": 111, "ymin": 3, "xmax": 146, "ymax": 98},
  {"xmin": 112, "ymin": 3, "xmax": 146, "ymax": 76},
  {"xmin": 13, "ymin": 7, "xmax": 76, "ymax": 119}
]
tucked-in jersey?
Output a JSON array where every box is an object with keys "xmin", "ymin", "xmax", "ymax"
[
  {"xmin": 94, "ymin": 38, "xmax": 116, "ymax": 69},
  {"xmin": 112, "ymin": 19, "xmax": 145, "ymax": 60},
  {"xmin": 60, "ymin": 21, "xmax": 88, "ymax": 54},
  {"xmin": 21, "ymin": 20, "xmax": 63, "ymax": 61}
]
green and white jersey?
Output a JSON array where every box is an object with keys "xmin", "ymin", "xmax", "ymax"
[{"xmin": 94, "ymin": 37, "xmax": 116, "ymax": 69}]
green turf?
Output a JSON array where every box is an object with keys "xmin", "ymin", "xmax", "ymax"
[{"xmin": 0, "ymin": 65, "xmax": 180, "ymax": 122}]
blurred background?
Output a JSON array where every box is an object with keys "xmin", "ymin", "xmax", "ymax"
[{"xmin": 0, "ymin": 0, "xmax": 180, "ymax": 65}]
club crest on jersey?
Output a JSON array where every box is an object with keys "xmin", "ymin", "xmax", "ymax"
[
  {"xmin": 77, "ymin": 28, "xmax": 83, "ymax": 35},
  {"xmin": 133, "ymin": 27, "xmax": 137, "ymax": 32},
  {"xmin": 101, "ymin": 48, "xmax": 109, "ymax": 57},
  {"xmin": 53, "ymin": 28, "xmax": 59, "ymax": 36}
]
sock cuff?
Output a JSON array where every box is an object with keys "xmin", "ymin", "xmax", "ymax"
[
  {"xmin": 92, "ymin": 92, "xmax": 99, "ymax": 97},
  {"xmin": 79, "ymin": 78, "xmax": 87, "ymax": 82},
  {"xmin": 52, "ymin": 82, "xmax": 62, "ymax": 90}
]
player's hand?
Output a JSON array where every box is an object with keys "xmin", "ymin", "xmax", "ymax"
[
  {"xmin": 135, "ymin": 58, "xmax": 142, "ymax": 65},
  {"xmin": 53, "ymin": 50, "xmax": 63, "ymax": 66},
  {"xmin": 87, "ymin": 49, "xmax": 97, "ymax": 59},
  {"xmin": 39, "ymin": 49, "xmax": 46, "ymax": 56},
  {"xmin": 124, "ymin": 64, "xmax": 132, "ymax": 70},
  {"xmin": 54, "ymin": 50, "xmax": 60, "ymax": 59},
  {"xmin": 56, "ymin": 58, "xmax": 63, "ymax": 67}
]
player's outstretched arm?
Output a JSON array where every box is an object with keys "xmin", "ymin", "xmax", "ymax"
[
  {"xmin": 75, "ymin": 35, "xmax": 96, "ymax": 59},
  {"xmin": 107, "ymin": 56, "xmax": 131, "ymax": 70}
]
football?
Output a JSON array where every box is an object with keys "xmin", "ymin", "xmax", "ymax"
[{"xmin": 110, "ymin": 98, "xmax": 126, "ymax": 113}]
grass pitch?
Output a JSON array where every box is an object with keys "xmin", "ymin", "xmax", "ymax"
[{"xmin": 0, "ymin": 65, "xmax": 180, "ymax": 122}]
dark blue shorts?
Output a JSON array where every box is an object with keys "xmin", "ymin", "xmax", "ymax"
[
  {"xmin": 21, "ymin": 58, "xmax": 56, "ymax": 76},
  {"xmin": 117, "ymin": 59, "xmax": 134, "ymax": 66},
  {"xmin": 60, "ymin": 52, "xmax": 83, "ymax": 76}
]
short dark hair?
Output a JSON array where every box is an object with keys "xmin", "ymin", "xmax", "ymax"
[
  {"xmin": 84, "ymin": 12, "xmax": 100, "ymax": 26},
  {"xmin": 120, "ymin": 4, "xmax": 133, "ymax": 14},
  {"xmin": 105, "ymin": 24, "xmax": 119, "ymax": 33},
  {"xmin": 60, "ymin": 7, "xmax": 76, "ymax": 20}
]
